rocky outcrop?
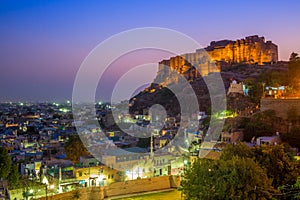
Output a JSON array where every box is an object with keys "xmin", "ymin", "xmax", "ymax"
[{"xmin": 154, "ymin": 35, "xmax": 278, "ymax": 86}]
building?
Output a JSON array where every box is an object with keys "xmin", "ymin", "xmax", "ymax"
[
  {"xmin": 256, "ymin": 135, "xmax": 280, "ymax": 146},
  {"xmin": 221, "ymin": 131, "xmax": 243, "ymax": 143},
  {"xmin": 227, "ymin": 80, "xmax": 246, "ymax": 96},
  {"xmin": 204, "ymin": 35, "xmax": 278, "ymax": 65},
  {"xmin": 100, "ymin": 147, "xmax": 151, "ymax": 180},
  {"xmin": 154, "ymin": 35, "xmax": 278, "ymax": 86}
]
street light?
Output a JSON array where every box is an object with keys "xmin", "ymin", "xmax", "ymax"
[
  {"xmin": 183, "ymin": 160, "xmax": 188, "ymax": 165},
  {"xmin": 45, "ymin": 184, "xmax": 48, "ymax": 200},
  {"xmin": 45, "ymin": 184, "xmax": 54, "ymax": 200}
]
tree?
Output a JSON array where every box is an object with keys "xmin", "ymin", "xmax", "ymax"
[
  {"xmin": 181, "ymin": 157, "xmax": 275, "ymax": 200},
  {"xmin": 0, "ymin": 147, "xmax": 11, "ymax": 179},
  {"xmin": 278, "ymin": 178, "xmax": 300, "ymax": 200},
  {"xmin": 220, "ymin": 142, "xmax": 254, "ymax": 160},
  {"xmin": 288, "ymin": 52, "xmax": 300, "ymax": 91},
  {"xmin": 281, "ymin": 127, "xmax": 300, "ymax": 149},
  {"xmin": 253, "ymin": 144, "xmax": 299, "ymax": 188},
  {"xmin": 287, "ymin": 107, "xmax": 299, "ymax": 125},
  {"xmin": 241, "ymin": 110, "xmax": 278, "ymax": 142},
  {"xmin": 220, "ymin": 142, "xmax": 300, "ymax": 189},
  {"xmin": 7, "ymin": 164, "xmax": 20, "ymax": 189},
  {"xmin": 289, "ymin": 52, "xmax": 300, "ymax": 63},
  {"xmin": 137, "ymin": 137, "xmax": 151, "ymax": 149},
  {"xmin": 65, "ymin": 135, "xmax": 89, "ymax": 164}
]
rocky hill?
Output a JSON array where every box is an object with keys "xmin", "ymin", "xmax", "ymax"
[{"xmin": 129, "ymin": 35, "xmax": 286, "ymax": 117}]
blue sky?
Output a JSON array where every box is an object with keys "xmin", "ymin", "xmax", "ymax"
[{"xmin": 1, "ymin": 0, "xmax": 300, "ymax": 101}]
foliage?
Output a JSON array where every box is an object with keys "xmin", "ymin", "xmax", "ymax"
[
  {"xmin": 19, "ymin": 177, "xmax": 43, "ymax": 198},
  {"xmin": 288, "ymin": 52, "xmax": 300, "ymax": 91},
  {"xmin": 290, "ymin": 52, "xmax": 300, "ymax": 63},
  {"xmin": 244, "ymin": 80, "xmax": 264, "ymax": 104},
  {"xmin": 137, "ymin": 137, "xmax": 151, "ymax": 149},
  {"xmin": 241, "ymin": 110, "xmax": 279, "ymax": 141},
  {"xmin": 257, "ymin": 70, "xmax": 289, "ymax": 86},
  {"xmin": 181, "ymin": 157, "xmax": 275, "ymax": 200},
  {"xmin": 65, "ymin": 135, "xmax": 89, "ymax": 164},
  {"xmin": 0, "ymin": 147, "xmax": 11, "ymax": 179},
  {"xmin": 287, "ymin": 107, "xmax": 299, "ymax": 124},
  {"xmin": 278, "ymin": 178, "xmax": 300, "ymax": 200},
  {"xmin": 244, "ymin": 69, "xmax": 289, "ymax": 103},
  {"xmin": 8, "ymin": 164, "xmax": 20, "ymax": 189},
  {"xmin": 281, "ymin": 127, "xmax": 300, "ymax": 149},
  {"xmin": 220, "ymin": 142, "xmax": 254, "ymax": 160},
  {"xmin": 220, "ymin": 143, "xmax": 300, "ymax": 190},
  {"xmin": 253, "ymin": 144, "xmax": 299, "ymax": 188}
]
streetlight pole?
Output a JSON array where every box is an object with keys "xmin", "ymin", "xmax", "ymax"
[{"xmin": 45, "ymin": 184, "xmax": 48, "ymax": 200}]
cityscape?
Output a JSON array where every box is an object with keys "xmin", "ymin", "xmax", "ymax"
[{"xmin": 1, "ymin": 1, "xmax": 300, "ymax": 200}]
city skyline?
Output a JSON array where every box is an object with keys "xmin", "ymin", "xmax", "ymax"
[{"xmin": 1, "ymin": 0, "xmax": 300, "ymax": 101}]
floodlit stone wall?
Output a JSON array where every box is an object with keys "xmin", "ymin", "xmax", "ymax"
[
  {"xmin": 155, "ymin": 35, "xmax": 278, "ymax": 86},
  {"xmin": 260, "ymin": 98, "xmax": 300, "ymax": 119}
]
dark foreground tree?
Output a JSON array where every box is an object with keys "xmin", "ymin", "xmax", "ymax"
[
  {"xmin": 288, "ymin": 52, "xmax": 300, "ymax": 91},
  {"xmin": 0, "ymin": 147, "xmax": 11, "ymax": 179},
  {"xmin": 7, "ymin": 164, "xmax": 20, "ymax": 189},
  {"xmin": 65, "ymin": 135, "xmax": 89, "ymax": 164},
  {"xmin": 253, "ymin": 144, "xmax": 300, "ymax": 189},
  {"xmin": 221, "ymin": 143, "xmax": 300, "ymax": 189},
  {"xmin": 181, "ymin": 157, "xmax": 275, "ymax": 200}
]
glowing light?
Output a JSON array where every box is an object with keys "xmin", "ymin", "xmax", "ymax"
[
  {"xmin": 49, "ymin": 184, "xmax": 54, "ymax": 189},
  {"xmin": 125, "ymin": 167, "xmax": 143, "ymax": 180},
  {"xmin": 214, "ymin": 110, "xmax": 237, "ymax": 119},
  {"xmin": 41, "ymin": 176, "xmax": 49, "ymax": 185},
  {"xmin": 59, "ymin": 108, "xmax": 69, "ymax": 113},
  {"xmin": 97, "ymin": 175, "xmax": 106, "ymax": 181}
]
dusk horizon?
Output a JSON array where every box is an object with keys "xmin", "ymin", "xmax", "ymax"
[{"xmin": 1, "ymin": 0, "xmax": 300, "ymax": 101}]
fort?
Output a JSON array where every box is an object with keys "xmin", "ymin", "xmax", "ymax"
[
  {"xmin": 154, "ymin": 35, "xmax": 278, "ymax": 85},
  {"xmin": 204, "ymin": 35, "xmax": 278, "ymax": 65}
]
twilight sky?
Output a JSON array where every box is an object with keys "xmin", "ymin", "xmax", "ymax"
[{"xmin": 1, "ymin": 0, "xmax": 300, "ymax": 102}]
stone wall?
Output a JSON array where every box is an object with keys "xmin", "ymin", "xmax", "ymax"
[
  {"xmin": 105, "ymin": 175, "xmax": 179, "ymax": 198},
  {"xmin": 37, "ymin": 187, "xmax": 103, "ymax": 200},
  {"xmin": 34, "ymin": 176, "xmax": 180, "ymax": 200},
  {"xmin": 260, "ymin": 98, "xmax": 300, "ymax": 119}
]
